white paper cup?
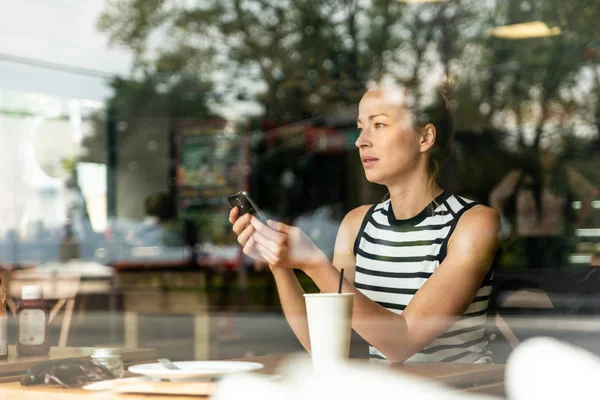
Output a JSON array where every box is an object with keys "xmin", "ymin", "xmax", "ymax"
[{"xmin": 304, "ymin": 293, "xmax": 354, "ymax": 372}]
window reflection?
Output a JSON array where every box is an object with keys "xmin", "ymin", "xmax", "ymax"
[{"xmin": 0, "ymin": 0, "xmax": 598, "ymax": 371}]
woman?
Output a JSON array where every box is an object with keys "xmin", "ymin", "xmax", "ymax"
[
  {"xmin": 230, "ymin": 77, "xmax": 500, "ymax": 363},
  {"xmin": 490, "ymin": 139, "xmax": 598, "ymax": 269}
]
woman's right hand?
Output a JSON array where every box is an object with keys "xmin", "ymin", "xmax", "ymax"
[{"xmin": 228, "ymin": 207, "xmax": 267, "ymax": 263}]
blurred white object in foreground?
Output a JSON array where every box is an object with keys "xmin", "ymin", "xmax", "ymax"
[
  {"xmin": 506, "ymin": 337, "xmax": 600, "ymax": 400},
  {"xmin": 214, "ymin": 354, "xmax": 497, "ymax": 400}
]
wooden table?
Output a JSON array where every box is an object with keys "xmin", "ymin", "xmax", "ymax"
[
  {"xmin": 0, "ymin": 353, "xmax": 506, "ymax": 399},
  {"xmin": 391, "ymin": 360, "xmax": 505, "ymax": 395}
]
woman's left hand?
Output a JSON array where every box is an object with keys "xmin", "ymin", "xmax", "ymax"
[{"xmin": 248, "ymin": 217, "xmax": 329, "ymax": 271}]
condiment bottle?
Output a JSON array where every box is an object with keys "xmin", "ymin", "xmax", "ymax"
[
  {"xmin": 16, "ymin": 285, "xmax": 50, "ymax": 356},
  {"xmin": 0, "ymin": 280, "xmax": 7, "ymax": 360}
]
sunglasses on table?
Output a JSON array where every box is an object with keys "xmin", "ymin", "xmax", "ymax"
[{"xmin": 21, "ymin": 359, "xmax": 115, "ymax": 388}]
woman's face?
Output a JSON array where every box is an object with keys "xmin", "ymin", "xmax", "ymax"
[{"xmin": 356, "ymin": 89, "xmax": 423, "ymax": 185}]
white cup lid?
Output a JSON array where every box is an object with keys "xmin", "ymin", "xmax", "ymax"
[{"xmin": 21, "ymin": 285, "xmax": 43, "ymax": 300}]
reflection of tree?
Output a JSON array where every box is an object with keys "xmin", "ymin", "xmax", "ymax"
[
  {"xmin": 95, "ymin": 0, "xmax": 600, "ymax": 203},
  {"xmin": 483, "ymin": 0, "xmax": 600, "ymax": 152},
  {"xmin": 99, "ymin": 0, "xmax": 373, "ymax": 122},
  {"xmin": 97, "ymin": 1, "xmax": 489, "ymax": 121}
]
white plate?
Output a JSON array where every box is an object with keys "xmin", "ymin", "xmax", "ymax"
[{"xmin": 128, "ymin": 361, "xmax": 264, "ymax": 381}]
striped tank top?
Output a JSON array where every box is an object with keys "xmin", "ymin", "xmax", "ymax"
[{"xmin": 353, "ymin": 191, "xmax": 494, "ymax": 363}]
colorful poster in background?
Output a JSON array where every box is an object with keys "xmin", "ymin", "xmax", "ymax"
[
  {"xmin": 175, "ymin": 120, "xmax": 248, "ymax": 244},
  {"xmin": 176, "ymin": 120, "xmax": 246, "ymax": 209}
]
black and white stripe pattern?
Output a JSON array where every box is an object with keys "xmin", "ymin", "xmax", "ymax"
[{"xmin": 353, "ymin": 192, "xmax": 493, "ymax": 363}]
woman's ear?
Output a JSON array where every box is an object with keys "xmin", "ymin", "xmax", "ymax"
[{"xmin": 420, "ymin": 123, "xmax": 436, "ymax": 153}]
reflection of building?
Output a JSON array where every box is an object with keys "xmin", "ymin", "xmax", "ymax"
[
  {"xmin": 0, "ymin": 100, "xmax": 99, "ymax": 239},
  {"xmin": 0, "ymin": 95, "xmax": 103, "ymax": 263},
  {"xmin": 77, "ymin": 162, "xmax": 107, "ymax": 232}
]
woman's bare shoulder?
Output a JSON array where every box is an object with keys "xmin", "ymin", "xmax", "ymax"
[
  {"xmin": 341, "ymin": 204, "xmax": 373, "ymax": 232},
  {"xmin": 462, "ymin": 204, "xmax": 500, "ymax": 227},
  {"xmin": 450, "ymin": 204, "xmax": 501, "ymax": 250},
  {"xmin": 334, "ymin": 205, "xmax": 373, "ymax": 250},
  {"xmin": 333, "ymin": 205, "xmax": 374, "ymax": 279}
]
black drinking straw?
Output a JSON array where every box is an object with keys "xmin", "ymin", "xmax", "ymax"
[{"xmin": 338, "ymin": 268, "xmax": 345, "ymax": 294}]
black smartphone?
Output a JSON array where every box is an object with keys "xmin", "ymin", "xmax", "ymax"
[{"xmin": 227, "ymin": 191, "xmax": 268, "ymax": 224}]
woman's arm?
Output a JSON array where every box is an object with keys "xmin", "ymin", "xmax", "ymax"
[
  {"xmin": 267, "ymin": 206, "xmax": 369, "ymax": 352},
  {"xmin": 268, "ymin": 267, "xmax": 311, "ymax": 351},
  {"xmin": 229, "ymin": 208, "xmax": 312, "ymax": 351},
  {"xmin": 231, "ymin": 205, "xmax": 369, "ymax": 353},
  {"xmin": 301, "ymin": 206, "xmax": 501, "ymax": 363}
]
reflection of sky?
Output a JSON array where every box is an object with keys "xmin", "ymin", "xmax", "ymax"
[
  {"xmin": 0, "ymin": 1, "xmax": 264, "ymax": 118},
  {"xmin": 0, "ymin": 0, "xmax": 131, "ymax": 102}
]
